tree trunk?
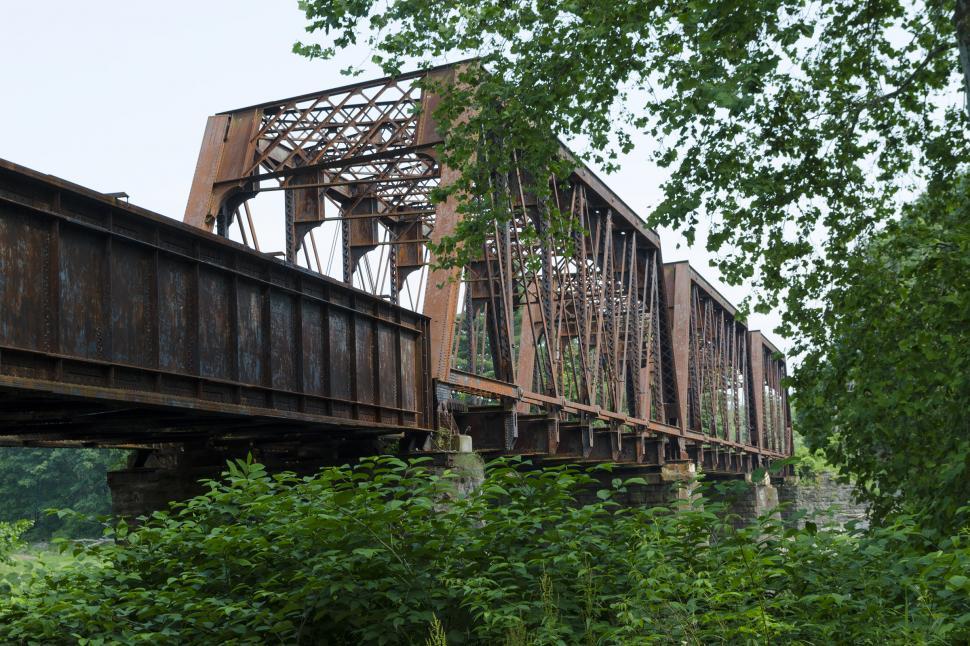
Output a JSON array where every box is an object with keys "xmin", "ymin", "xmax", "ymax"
[{"xmin": 956, "ymin": 0, "xmax": 970, "ymax": 116}]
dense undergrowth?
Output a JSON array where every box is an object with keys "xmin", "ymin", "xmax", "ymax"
[{"xmin": 0, "ymin": 457, "xmax": 967, "ymax": 645}]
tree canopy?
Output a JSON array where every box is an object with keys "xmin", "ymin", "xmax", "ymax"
[
  {"xmin": 796, "ymin": 175, "xmax": 970, "ymax": 532},
  {"xmin": 0, "ymin": 448, "xmax": 125, "ymax": 541},
  {"xmin": 295, "ymin": 0, "xmax": 970, "ymax": 530},
  {"xmin": 296, "ymin": 0, "xmax": 968, "ymax": 336}
]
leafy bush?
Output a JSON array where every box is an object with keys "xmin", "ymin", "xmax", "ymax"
[
  {"xmin": 0, "ymin": 520, "xmax": 31, "ymax": 564},
  {"xmin": 790, "ymin": 431, "xmax": 836, "ymax": 482},
  {"xmin": 0, "ymin": 457, "xmax": 967, "ymax": 644},
  {"xmin": 796, "ymin": 177, "xmax": 970, "ymax": 533}
]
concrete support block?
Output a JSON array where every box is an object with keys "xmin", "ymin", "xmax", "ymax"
[
  {"xmin": 107, "ymin": 466, "xmax": 212, "ymax": 519},
  {"xmin": 660, "ymin": 460, "xmax": 700, "ymax": 506},
  {"xmin": 438, "ymin": 450, "xmax": 485, "ymax": 498},
  {"xmin": 751, "ymin": 471, "xmax": 780, "ymax": 520},
  {"xmin": 705, "ymin": 473, "xmax": 781, "ymax": 528},
  {"xmin": 107, "ymin": 437, "xmax": 397, "ymax": 520},
  {"xmin": 660, "ymin": 460, "xmax": 696, "ymax": 482},
  {"xmin": 572, "ymin": 461, "xmax": 701, "ymax": 509},
  {"xmin": 454, "ymin": 434, "xmax": 473, "ymax": 453},
  {"xmin": 706, "ymin": 472, "xmax": 780, "ymax": 528}
]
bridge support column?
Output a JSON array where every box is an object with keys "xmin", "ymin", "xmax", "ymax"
[
  {"xmin": 775, "ymin": 474, "xmax": 869, "ymax": 530},
  {"xmin": 577, "ymin": 460, "xmax": 700, "ymax": 508},
  {"xmin": 107, "ymin": 445, "xmax": 215, "ymax": 519},
  {"xmin": 424, "ymin": 450, "xmax": 486, "ymax": 498},
  {"xmin": 705, "ymin": 471, "xmax": 780, "ymax": 528},
  {"xmin": 107, "ymin": 436, "xmax": 392, "ymax": 519}
]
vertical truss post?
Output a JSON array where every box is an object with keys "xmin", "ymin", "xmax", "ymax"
[
  {"xmin": 424, "ymin": 165, "xmax": 463, "ymax": 382},
  {"xmin": 748, "ymin": 331, "xmax": 765, "ymax": 449},
  {"xmin": 184, "ymin": 112, "xmax": 261, "ymax": 231},
  {"xmin": 664, "ymin": 261, "xmax": 691, "ymax": 434}
]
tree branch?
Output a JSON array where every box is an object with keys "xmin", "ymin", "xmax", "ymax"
[{"xmin": 863, "ymin": 42, "xmax": 950, "ymax": 109}]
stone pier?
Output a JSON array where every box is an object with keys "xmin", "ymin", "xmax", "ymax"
[
  {"xmin": 107, "ymin": 435, "xmax": 393, "ymax": 518},
  {"xmin": 704, "ymin": 471, "xmax": 781, "ymax": 528},
  {"xmin": 777, "ymin": 473, "xmax": 869, "ymax": 530},
  {"xmin": 574, "ymin": 460, "xmax": 700, "ymax": 508}
]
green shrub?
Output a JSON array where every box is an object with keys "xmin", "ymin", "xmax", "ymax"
[
  {"xmin": 796, "ymin": 176, "xmax": 970, "ymax": 533},
  {"xmin": 790, "ymin": 431, "xmax": 836, "ymax": 482},
  {"xmin": 0, "ymin": 457, "xmax": 967, "ymax": 644},
  {"xmin": 0, "ymin": 520, "xmax": 31, "ymax": 564}
]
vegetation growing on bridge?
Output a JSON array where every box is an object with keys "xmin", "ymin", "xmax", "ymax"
[{"xmin": 1, "ymin": 457, "xmax": 967, "ymax": 644}]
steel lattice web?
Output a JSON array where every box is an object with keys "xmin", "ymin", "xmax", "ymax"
[{"xmin": 183, "ymin": 63, "xmax": 793, "ymax": 467}]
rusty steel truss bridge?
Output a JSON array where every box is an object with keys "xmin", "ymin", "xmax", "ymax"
[{"xmin": 0, "ymin": 63, "xmax": 791, "ymax": 479}]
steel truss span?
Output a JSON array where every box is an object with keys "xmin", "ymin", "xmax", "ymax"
[{"xmin": 183, "ymin": 63, "xmax": 793, "ymax": 474}]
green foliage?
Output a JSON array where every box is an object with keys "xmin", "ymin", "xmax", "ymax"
[
  {"xmin": 790, "ymin": 431, "xmax": 835, "ymax": 480},
  {"xmin": 0, "ymin": 448, "xmax": 127, "ymax": 540},
  {"xmin": 1, "ymin": 457, "xmax": 967, "ymax": 644},
  {"xmin": 0, "ymin": 543, "xmax": 92, "ymax": 596},
  {"xmin": 295, "ymin": 0, "xmax": 969, "ymax": 328},
  {"xmin": 294, "ymin": 0, "xmax": 970, "ymax": 535},
  {"xmin": 796, "ymin": 176, "xmax": 970, "ymax": 533},
  {"xmin": 0, "ymin": 520, "xmax": 31, "ymax": 564}
]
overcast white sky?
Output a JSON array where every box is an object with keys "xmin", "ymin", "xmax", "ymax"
[{"xmin": 0, "ymin": 0, "xmax": 786, "ymax": 350}]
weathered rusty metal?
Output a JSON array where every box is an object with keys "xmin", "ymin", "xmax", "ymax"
[
  {"xmin": 0, "ymin": 159, "xmax": 432, "ymax": 446},
  {"xmin": 664, "ymin": 261, "xmax": 793, "ymax": 459},
  {"xmin": 181, "ymin": 63, "xmax": 793, "ymax": 473},
  {"xmin": 748, "ymin": 331, "xmax": 792, "ymax": 455}
]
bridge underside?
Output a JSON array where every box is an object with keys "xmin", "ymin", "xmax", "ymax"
[{"xmin": 0, "ymin": 385, "xmax": 405, "ymax": 448}]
